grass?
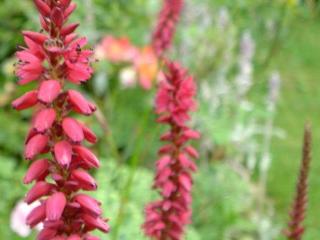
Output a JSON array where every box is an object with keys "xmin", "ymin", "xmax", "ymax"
[{"xmin": 267, "ymin": 13, "xmax": 320, "ymax": 239}]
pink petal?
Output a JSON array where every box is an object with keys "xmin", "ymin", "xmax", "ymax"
[
  {"xmin": 61, "ymin": 23, "xmax": 79, "ymax": 36},
  {"xmin": 62, "ymin": 118, "xmax": 84, "ymax": 143},
  {"xmin": 38, "ymin": 80, "xmax": 61, "ymax": 104},
  {"xmin": 46, "ymin": 192, "xmax": 67, "ymax": 221},
  {"xmin": 82, "ymin": 214, "xmax": 109, "ymax": 233},
  {"xmin": 68, "ymin": 90, "xmax": 95, "ymax": 116},
  {"xmin": 71, "ymin": 169, "xmax": 97, "ymax": 191},
  {"xmin": 12, "ymin": 90, "xmax": 38, "ymax": 110},
  {"xmin": 73, "ymin": 145, "xmax": 100, "ymax": 168},
  {"xmin": 81, "ymin": 123, "xmax": 97, "ymax": 143},
  {"xmin": 24, "ymin": 134, "xmax": 48, "ymax": 160},
  {"xmin": 22, "ymin": 31, "xmax": 48, "ymax": 45},
  {"xmin": 73, "ymin": 194, "xmax": 102, "ymax": 216},
  {"xmin": 54, "ymin": 141, "xmax": 73, "ymax": 168},
  {"xmin": 26, "ymin": 202, "xmax": 46, "ymax": 227},
  {"xmin": 33, "ymin": 108, "xmax": 56, "ymax": 133},
  {"xmin": 37, "ymin": 228, "xmax": 57, "ymax": 240},
  {"xmin": 25, "ymin": 181, "xmax": 53, "ymax": 204},
  {"xmin": 23, "ymin": 159, "xmax": 49, "ymax": 184}
]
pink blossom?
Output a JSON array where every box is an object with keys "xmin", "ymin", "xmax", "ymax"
[
  {"xmin": 12, "ymin": 1, "xmax": 109, "ymax": 238},
  {"xmin": 143, "ymin": 61, "xmax": 199, "ymax": 240}
]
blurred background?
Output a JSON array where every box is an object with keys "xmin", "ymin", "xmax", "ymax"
[{"xmin": 0, "ymin": 0, "xmax": 319, "ymax": 239}]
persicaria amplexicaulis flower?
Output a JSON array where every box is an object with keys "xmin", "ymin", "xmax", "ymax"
[
  {"xmin": 12, "ymin": 0, "xmax": 109, "ymax": 239},
  {"xmin": 152, "ymin": 0, "xmax": 184, "ymax": 57},
  {"xmin": 284, "ymin": 125, "xmax": 312, "ymax": 240},
  {"xmin": 143, "ymin": 61, "xmax": 199, "ymax": 240}
]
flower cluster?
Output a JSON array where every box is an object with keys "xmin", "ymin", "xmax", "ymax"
[
  {"xmin": 152, "ymin": 0, "xmax": 184, "ymax": 57},
  {"xmin": 143, "ymin": 61, "xmax": 199, "ymax": 240},
  {"xmin": 12, "ymin": 0, "xmax": 109, "ymax": 239},
  {"xmin": 284, "ymin": 125, "xmax": 312, "ymax": 240}
]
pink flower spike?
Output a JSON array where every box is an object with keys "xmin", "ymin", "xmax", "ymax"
[
  {"xmin": 73, "ymin": 145, "xmax": 100, "ymax": 168},
  {"xmin": 33, "ymin": 108, "xmax": 56, "ymax": 133},
  {"xmin": 38, "ymin": 80, "xmax": 61, "ymax": 104},
  {"xmin": 12, "ymin": 90, "xmax": 38, "ymax": 110},
  {"xmin": 68, "ymin": 90, "xmax": 94, "ymax": 115},
  {"xmin": 25, "ymin": 181, "xmax": 53, "ymax": 204},
  {"xmin": 62, "ymin": 117, "xmax": 84, "ymax": 143},
  {"xmin": 71, "ymin": 169, "xmax": 97, "ymax": 191},
  {"xmin": 26, "ymin": 202, "xmax": 46, "ymax": 227},
  {"xmin": 73, "ymin": 194, "xmax": 102, "ymax": 216},
  {"xmin": 24, "ymin": 159, "xmax": 49, "ymax": 184},
  {"xmin": 54, "ymin": 141, "xmax": 73, "ymax": 168},
  {"xmin": 24, "ymin": 134, "xmax": 48, "ymax": 160},
  {"xmin": 46, "ymin": 192, "xmax": 67, "ymax": 221}
]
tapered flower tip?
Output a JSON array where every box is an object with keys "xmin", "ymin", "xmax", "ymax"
[
  {"xmin": 83, "ymin": 214, "xmax": 110, "ymax": 233},
  {"xmin": 62, "ymin": 117, "xmax": 84, "ymax": 143},
  {"xmin": 24, "ymin": 159, "xmax": 49, "ymax": 184},
  {"xmin": 73, "ymin": 145, "xmax": 100, "ymax": 168},
  {"xmin": 81, "ymin": 123, "xmax": 97, "ymax": 144},
  {"xmin": 24, "ymin": 134, "xmax": 49, "ymax": 160},
  {"xmin": 33, "ymin": 0, "xmax": 51, "ymax": 17},
  {"xmin": 38, "ymin": 80, "xmax": 61, "ymax": 104},
  {"xmin": 37, "ymin": 228, "xmax": 57, "ymax": 240},
  {"xmin": 51, "ymin": 7, "xmax": 64, "ymax": 28},
  {"xmin": 46, "ymin": 192, "xmax": 67, "ymax": 221},
  {"xmin": 54, "ymin": 141, "xmax": 73, "ymax": 168},
  {"xmin": 25, "ymin": 181, "xmax": 53, "ymax": 204},
  {"xmin": 71, "ymin": 169, "xmax": 97, "ymax": 191},
  {"xmin": 68, "ymin": 90, "xmax": 96, "ymax": 116},
  {"xmin": 67, "ymin": 235, "xmax": 82, "ymax": 240},
  {"xmin": 26, "ymin": 202, "xmax": 46, "ymax": 227},
  {"xmin": 61, "ymin": 23, "xmax": 79, "ymax": 36},
  {"xmin": 73, "ymin": 194, "xmax": 102, "ymax": 216},
  {"xmin": 12, "ymin": 90, "xmax": 38, "ymax": 111},
  {"xmin": 33, "ymin": 108, "xmax": 56, "ymax": 133},
  {"xmin": 22, "ymin": 31, "xmax": 48, "ymax": 45},
  {"xmin": 64, "ymin": 2, "xmax": 77, "ymax": 19}
]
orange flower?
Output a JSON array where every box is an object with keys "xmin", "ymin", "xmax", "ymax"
[
  {"xmin": 134, "ymin": 46, "xmax": 159, "ymax": 89},
  {"xmin": 95, "ymin": 36, "xmax": 138, "ymax": 62}
]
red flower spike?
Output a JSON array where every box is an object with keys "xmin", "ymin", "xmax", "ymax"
[
  {"xmin": 33, "ymin": 108, "xmax": 56, "ymax": 133},
  {"xmin": 62, "ymin": 117, "xmax": 84, "ymax": 143},
  {"xmin": 24, "ymin": 158, "xmax": 49, "ymax": 184},
  {"xmin": 46, "ymin": 192, "xmax": 67, "ymax": 221},
  {"xmin": 152, "ymin": 0, "xmax": 184, "ymax": 57},
  {"xmin": 54, "ymin": 141, "xmax": 73, "ymax": 168},
  {"xmin": 284, "ymin": 125, "xmax": 312, "ymax": 240},
  {"xmin": 12, "ymin": 90, "xmax": 38, "ymax": 110},
  {"xmin": 38, "ymin": 80, "xmax": 61, "ymax": 104},
  {"xmin": 24, "ymin": 134, "xmax": 49, "ymax": 160},
  {"xmin": 13, "ymin": 0, "xmax": 108, "ymax": 238},
  {"xmin": 143, "ymin": 61, "xmax": 199, "ymax": 240}
]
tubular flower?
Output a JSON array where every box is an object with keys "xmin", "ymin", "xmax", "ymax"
[
  {"xmin": 152, "ymin": 0, "xmax": 184, "ymax": 57},
  {"xmin": 143, "ymin": 61, "xmax": 199, "ymax": 240},
  {"xmin": 13, "ymin": 0, "xmax": 109, "ymax": 239},
  {"xmin": 284, "ymin": 125, "xmax": 312, "ymax": 240}
]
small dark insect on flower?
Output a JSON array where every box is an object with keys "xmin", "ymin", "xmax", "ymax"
[
  {"xmin": 284, "ymin": 124, "xmax": 312, "ymax": 240},
  {"xmin": 12, "ymin": 0, "xmax": 109, "ymax": 239}
]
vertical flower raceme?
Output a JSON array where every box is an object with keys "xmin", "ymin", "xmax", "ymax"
[
  {"xmin": 284, "ymin": 124, "xmax": 312, "ymax": 240},
  {"xmin": 152, "ymin": 0, "xmax": 184, "ymax": 57},
  {"xmin": 143, "ymin": 61, "xmax": 199, "ymax": 240},
  {"xmin": 12, "ymin": 0, "xmax": 109, "ymax": 239}
]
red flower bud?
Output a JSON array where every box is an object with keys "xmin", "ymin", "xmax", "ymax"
[
  {"xmin": 33, "ymin": 108, "xmax": 56, "ymax": 133},
  {"xmin": 62, "ymin": 117, "xmax": 84, "ymax": 143},
  {"xmin": 46, "ymin": 192, "xmax": 67, "ymax": 221},
  {"xmin": 24, "ymin": 158, "xmax": 49, "ymax": 184},
  {"xmin": 54, "ymin": 141, "xmax": 73, "ymax": 168},
  {"xmin": 38, "ymin": 80, "xmax": 61, "ymax": 104},
  {"xmin": 24, "ymin": 134, "xmax": 49, "ymax": 160},
  {"xmin": 12, "ymin": 90, "xmax": 38, "ymax": 110}
]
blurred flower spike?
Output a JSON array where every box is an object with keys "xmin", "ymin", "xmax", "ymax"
[{"xmin": 12, "ymin": 0, "xmax": 109, "ymax": 239}]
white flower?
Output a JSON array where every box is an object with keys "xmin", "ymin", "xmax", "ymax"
[
  {"xmin": 10, "ymin": 200, "xmax": 42, "ymax": 237},
  {"xmin": 119, "ymin": 66, "xmax": 137, "ymax": 88}
]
